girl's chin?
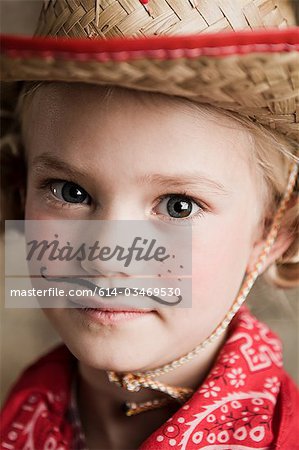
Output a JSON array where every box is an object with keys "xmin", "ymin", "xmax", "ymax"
[
  {"xmin": 68, "ymin": 340, "xmax": 159, "ymax": 374},
  {"xmin": 56, "ymin": 309, "xmax": 163, "ymax": 371}
]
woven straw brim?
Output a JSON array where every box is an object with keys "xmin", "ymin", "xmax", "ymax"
[{"xmin": 1, "ymin": 29, "xmax": 299, "ymax": 143}]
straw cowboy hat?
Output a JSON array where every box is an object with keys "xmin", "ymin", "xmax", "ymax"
[{"xmin": 0, "ymin": 0, "xmax": 299, "ymax": 145}]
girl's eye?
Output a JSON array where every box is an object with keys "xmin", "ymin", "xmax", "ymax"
[
  {"xmin": 50, "ymin": 181, "xmax": 90, "ymax": 204},
  {"xmin": 155, "ymin": 195, "xmax": 204, "ymax": 220}
]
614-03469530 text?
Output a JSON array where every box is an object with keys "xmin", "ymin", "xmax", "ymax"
[{"xmin": 9, "ymin": 287, "xmax": 183, "ymax": 298}]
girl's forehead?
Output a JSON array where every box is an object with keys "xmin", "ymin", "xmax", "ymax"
[
  {"xmin": 25, "ymin": 81, "xmax": 250, "ymax": 141},
  {"xmin": 24, "ymin": 82, "xmax": 252, "ymax": 161},
  {"xmin": 23, "ymin": 81, "xmax": 227, "ymax": 122}
]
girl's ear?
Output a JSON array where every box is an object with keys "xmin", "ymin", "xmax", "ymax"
[{"xmin": 246, "ymin": 227, "xmax": 294, "ymax": 274}]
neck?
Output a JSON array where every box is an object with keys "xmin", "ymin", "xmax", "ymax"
[{"xmin": 77, "ymin": 330, "xmax": 227, "ymax": 430}]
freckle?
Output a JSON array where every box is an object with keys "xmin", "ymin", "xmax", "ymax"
[
  {"xmin": 180, "ymin": 265, "xmax": 183, "ymax": 269},
  {"xmin": 172, "ymin": 255, "xmax": 175, "ymax": 258},
  {"xmin": 178, "ymin": 278, "xmax": 181, "ymax": 282},
  {"xmin": 67, "ymin": 242, "xmax": 70, "ymax": 246},
  {"xmin": 55, "ymin": 234, "xmax": 58, "ymax": 238},
  {"xmin": 168, "ymin": 270, "xmax": 171, "ymax": 273},
  {"xmin": 158, "ymin": 274, "xmax": 161, "ymax": 277}
]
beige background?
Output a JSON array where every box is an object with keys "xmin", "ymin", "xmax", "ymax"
[{"xmin": 0, "ymin": 0, "xmax": 298, "ymax": 406}]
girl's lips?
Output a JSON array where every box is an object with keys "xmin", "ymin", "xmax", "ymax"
[
  {"xmin": 67, "ymin": 296, "xmax": 154, "ymax": 312},
  {"xmin": 75, "ymin": 307, "xmax": 155, "ymax": 325}
]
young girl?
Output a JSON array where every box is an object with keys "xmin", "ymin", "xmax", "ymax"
[{"xmin": 1, "ymin": 1, "xmax": 298, "ymax": 449}]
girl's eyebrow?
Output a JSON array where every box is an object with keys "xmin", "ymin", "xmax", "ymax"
[
  {"xmin": 136, "ymin": 173, "xmax": 231, "ymax": 196},
  {"xmin": 31, "ymin": 153, "xmax": 91, "ymax": 179},
  {"xmin": 31, "ymin": 153, "xmax": 230, "ymax": 196}
]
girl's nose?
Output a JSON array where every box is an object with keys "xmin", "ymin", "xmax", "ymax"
[{"xmin": 79, "ymin": 221, "xmax": 150, "ymax": 280}]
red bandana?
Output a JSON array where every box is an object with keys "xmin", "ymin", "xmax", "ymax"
[
  {"xmin": 141, "ymin": 307, "xmax": 285, "ymax": 449},
  {"xmin": 1, "ymin": 306, "xmax": 298, "ymax": 450}
]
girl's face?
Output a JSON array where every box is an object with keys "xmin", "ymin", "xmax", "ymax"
[{"xmin": 24, "ymin": 83, "xmax": 264, "ymax": 372}]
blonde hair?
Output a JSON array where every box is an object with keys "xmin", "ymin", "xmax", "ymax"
[{"xmin": 1, "ymin": 80, "xmax": 298, "ymax": 288}]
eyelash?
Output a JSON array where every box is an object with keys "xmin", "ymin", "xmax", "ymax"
[{"xmin": 37, "ymin": 179, "xmax": 208, "ymax": 222}]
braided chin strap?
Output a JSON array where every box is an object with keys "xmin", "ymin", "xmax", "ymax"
[{"xmin": 107, "ymin": 162, "xmax": 299, "ymax": 416}]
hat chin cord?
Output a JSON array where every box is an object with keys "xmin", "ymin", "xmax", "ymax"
[{"xmin": 107, "ymin": 162, "xmax": 298, "ymax": 416}]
